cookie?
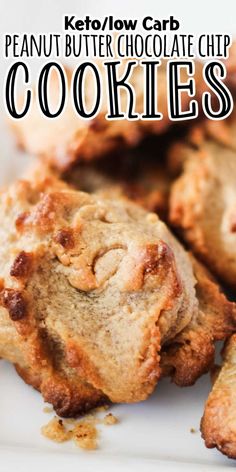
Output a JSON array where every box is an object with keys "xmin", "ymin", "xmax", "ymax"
[
  {"xmin": 0, "ymin": 170, "xmax": 217, "ymax": 413},
  {"xmin": 10, "ymin": 61, "xmax": 202, "ymax": 171},
  {"xmin": 169, "ymin": 124, "xmax": 236, "ymax": 287}
]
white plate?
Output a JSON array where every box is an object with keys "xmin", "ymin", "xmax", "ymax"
[{"xmin": 0, "ymin": 119, "xmax": 235, "ymax": 472}]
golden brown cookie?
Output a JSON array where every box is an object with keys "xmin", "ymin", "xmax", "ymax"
[
  {"xmin": 201, "ymin": 334, "xmax": 236, "ymax": 459},
  {"xmin": 0, "ymin": 174, "xmax": 105, "ymax": 416}
]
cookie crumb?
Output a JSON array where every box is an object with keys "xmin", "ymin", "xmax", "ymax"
[
  {"xmin": 41, "ymin": 417, "xmax": 71, "ymax": 442},
  {"xmin": 43, "ymin": 406, "xmax": 53, "ymax": 413},
  {"xmin": 103, "ymin": 413, "xmax": 118, "ymax": 425},
  {"xmin": 72, "ymin": 421, "xmax": 98, "ymax": 450},
  {"xmin": 190, "ymin": 427, "xmax": 197, "ymax": 434}
]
